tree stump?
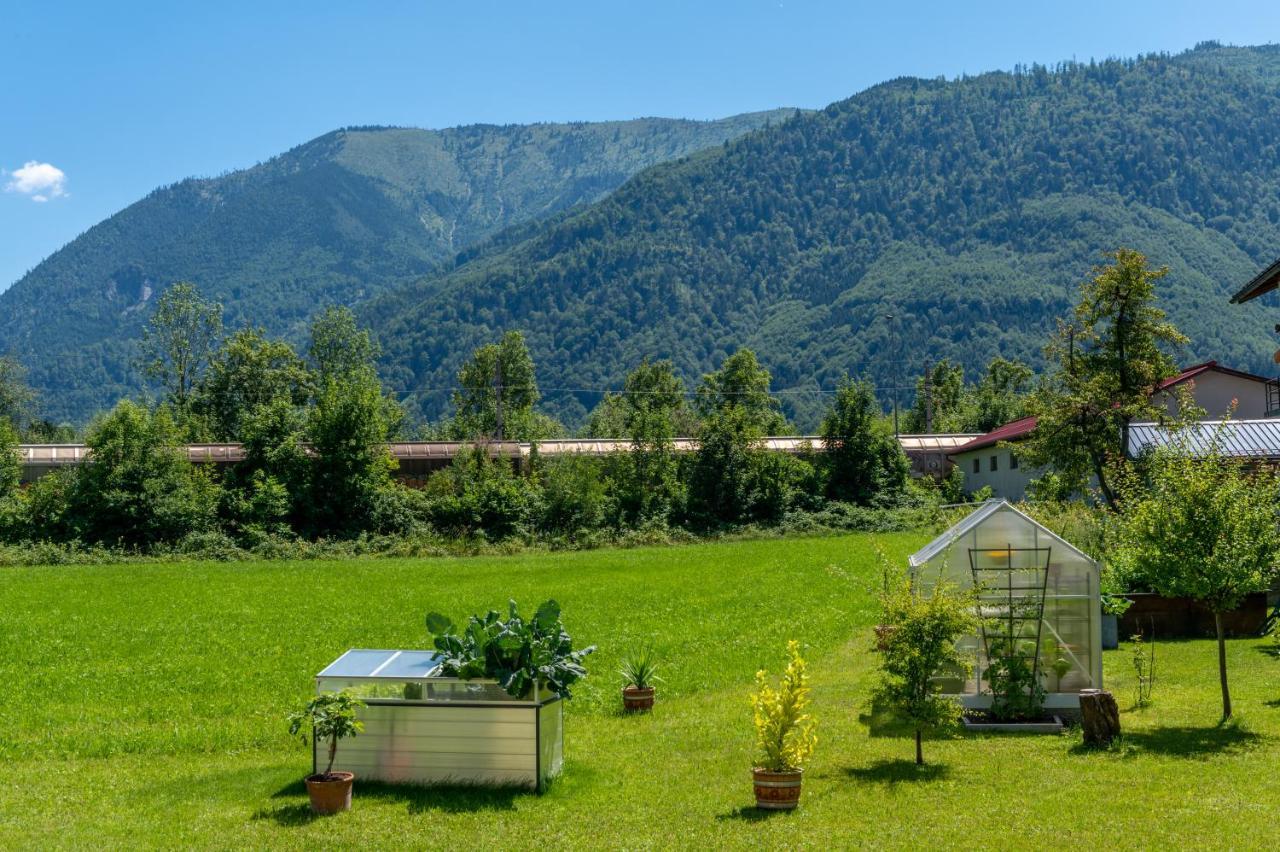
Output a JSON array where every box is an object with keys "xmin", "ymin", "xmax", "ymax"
[{"xmin": 1079, "ymin": 689, "xmax": 1121, "ymax": 747}]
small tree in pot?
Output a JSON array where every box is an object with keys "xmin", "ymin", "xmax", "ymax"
[
  {"xmin": 288, "ymin": 691, "xmax": 365, "ymax": 814},
  {"xmin": 750, "ymin": 641, "xmax": 817, "ymax": 810},
  {"xmin": 620, "ymin": 645, "xmax": 662, "ymax": 712}
]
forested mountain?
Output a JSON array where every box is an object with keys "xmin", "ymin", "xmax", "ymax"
[
  {"xmin": 0, "ymin": 111, "xmax": 796, "ymax": 422},
  {"xmin": 366, "ymin": 43, "xmax": 1280, "ymax": 428}
]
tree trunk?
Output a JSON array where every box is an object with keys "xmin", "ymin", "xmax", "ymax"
[
  {"xmin": 326, "ymin": 736, "xmax": 337, "ymax": 776},
  {"xmin": 915, "ymin": 729, "xmax": 923, "ymax": 766},
  {"xmin": 1215, "ymin": 610, "xmax": 1232, "ymax": 720},
  {"xmin": 1079, "ymin": 689, "xmax": 1121, "ymax": 747}
]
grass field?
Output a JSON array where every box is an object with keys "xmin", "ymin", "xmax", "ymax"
[{"xmin": 2, "ymin": 533, "xmax": 1279, "ymax": 849}]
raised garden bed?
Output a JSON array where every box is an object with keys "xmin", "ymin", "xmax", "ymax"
[{"xmin": 315, "ymin": 649, "xmax": 563, "ymax": 791}]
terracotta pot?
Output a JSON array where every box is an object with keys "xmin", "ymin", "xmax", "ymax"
[
  {"xmin": 304, "ymin": 771, "xmax": 354, "ymax": 814},
  {"xmin": 874, "ymin": 624, "xmax": 898, "ymax": 651},
  {"xmin": 752, "ymin": 767, "xmax": 803, "ymax": 810},
  {"xmin": 622, "ymin": 685, "xmax": 655, "ymax": 712}
]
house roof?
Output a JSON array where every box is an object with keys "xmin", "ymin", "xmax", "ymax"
[
  {"xmin": 1230, "ymin": 256, "xmax": 1280, "ymax": 304},
  {"xmin": 907, "ymin": 499, "xmax": 1098, "ymax": 569},
  {"xmin": 1154, "ymin": 360, "xmax": 1270, "ymax": 390},
  {"xmin": 949, "ymin": 416, "xmax": 1038, "ymax": 454},
  {"xmin": 1127, "ymin": 419, "xmax": 1280, "ymax": 460}
]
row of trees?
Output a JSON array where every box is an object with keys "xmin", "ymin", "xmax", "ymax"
[{"xmin": 0, "ymin": 284, "xmax": 922, "ymax": 551}]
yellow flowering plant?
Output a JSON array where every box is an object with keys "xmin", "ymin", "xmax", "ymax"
[{"xmin": 751, "ymin": 640, "xmax": 817, "ymax": 772}]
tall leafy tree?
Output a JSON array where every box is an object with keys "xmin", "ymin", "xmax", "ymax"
[
  {"xmin": 69, "ymin": 401, "xmax": 219, "ymax": 547},
  {"xmin": 0, "ymin": 356, "xmax": 36, "ymax": 430},
  {"xmin": 1113, "ymin": 438, "xmax": 1280, "ymax": 719},
  {"xmin": 694, "ymin": 349, "xmax": 787, "ymax": 435},
  {"xmin": 308, "ymin": 306, "xmax": 379, "ymax": 384},
  {"xmin": 821, "ymin": 377, "xmax": 909, "ymax": 505},
  {"xmin": 305, "ymin": 366, "xmax": 400, "ymax": 537},
  {"xmin": 616, "ymin": 359, "xmax": 687, "ymax": 523},
  {"xmin": 969, "ymin": 357, "xmax": 1034, "ymax": 432},
  {"xmin": 1021, "ymin": 249, "xmax": 1186, "ymax": 507},
  {"xmin": 0, "ymin": 418, "xmax": 19, "ymax": 500},
  {"xmin": 451, "ymin": 331, "xmax": 542, "ymax": 441},
  {"xmin": 194, "ymin": 328, "xmax": 313, "ymax": 441},
  {"xmin": 139, "ymin": 282, "xmax": 224, "ymax": 416}
]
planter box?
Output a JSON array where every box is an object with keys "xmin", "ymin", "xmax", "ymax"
[
  {"xmin": 315, "ymin": 649, "xmax": 563, "ymax": 792},
  {"xmin": 961, "ymin": 714, "xmax": 1064, "ymax": 734}
]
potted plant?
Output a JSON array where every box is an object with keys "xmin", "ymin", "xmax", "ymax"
[
  {"xmin": 620, "ymin": 645, "xmax": 662, "ymax": 712},
  {"xmin": 750, "ymin": 640, "xmax": 817, "ymax": 810},
  {"xmin": 287, "ymin": 691, "xmax": 365, "ymax": 814}
]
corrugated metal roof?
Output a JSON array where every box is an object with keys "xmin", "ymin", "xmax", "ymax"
[{"xmin": 1127, "ymin": 419, "xmax": 1280, "ymax": 459}]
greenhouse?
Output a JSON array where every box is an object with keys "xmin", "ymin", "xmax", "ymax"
[
  {"xmin": 315, "ymin": 649, "xmax": 563, "ymax": 791},
  {"xmin": 908, "ymin": 499, "xmax": 1103, "ymax": 712}
]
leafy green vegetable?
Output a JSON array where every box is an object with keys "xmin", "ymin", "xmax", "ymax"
[{"xmin": 425, "ymin": 599, "xmax": 595, "ymax": 699}]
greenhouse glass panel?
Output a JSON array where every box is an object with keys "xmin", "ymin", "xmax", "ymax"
[{"xmin": 908, "ymin": 500, "xmax": 1103, "ymax": 711}]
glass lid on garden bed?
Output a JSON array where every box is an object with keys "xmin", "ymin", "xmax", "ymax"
[{"xmin": 316, "ymin": 649, "xmax": 442, "ymax": 680}]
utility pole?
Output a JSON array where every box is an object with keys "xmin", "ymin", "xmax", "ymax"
[
  {"xmin": 923, "ymin": 359, "xmax": 933, "ymax": 434},
  {"xmin": 494, "ymin": 359, "xmax": 504, "ymax": 442},
  {"xmin": 885, "ymin": 313, "xmax": 900, "ymax": 437}
]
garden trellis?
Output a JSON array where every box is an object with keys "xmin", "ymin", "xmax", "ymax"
[{"xmin": 908, "ymin": 500, "xmax": 1103, "ymax": 712}]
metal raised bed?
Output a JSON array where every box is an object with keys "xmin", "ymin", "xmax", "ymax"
[{"xmin": 315, "ymin": 649, "xmax": 563, "ymax": 791}]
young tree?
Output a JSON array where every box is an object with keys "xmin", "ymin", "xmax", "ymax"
[
  {"xmin": 1021, "ymin": 250, "xmax": 1186, "ymax": 507},
  {"xmin": 821, "ymin": 377, "xmax": 909, "ymax": 505},
  {"xmin": 194, "ymin": 328, "xmax": 313, "ymax": 440},
  {"xmin": 617, "ymin": 359, "xmax": 687, "ymax": 523},
  {"xmin": 0, "ymin": 418, "xmax": 19, "ymax": 501},
  {"xmin": 876, "ymin": 572, "xmax": 976, "ymax": 765},
  {"xmin": 139, "ymin": 282, "xmax": 224, "ymax": 416},
  {"xmin": 451, "ymin": 331, "xmax": 542, "ymax": 441},
  {"xmin": 1113, "ymin": 439, "xmax": 1280, "ymax": 719}
]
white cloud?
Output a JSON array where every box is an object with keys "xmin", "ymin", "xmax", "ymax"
[{"xmin": 4, "ymin": 161, "xmax": 67, "ymax": 202}]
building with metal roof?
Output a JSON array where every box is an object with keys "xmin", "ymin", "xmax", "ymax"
[{"xmin": 1126, "ymin": 419, "xmax": 1280, "ymax": 460}]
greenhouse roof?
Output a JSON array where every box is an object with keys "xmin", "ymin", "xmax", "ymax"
[
  {"xmin": 908, "ymin": 499, "xmax": 1099, "ymax": 568},
  {"xmin": 317, "ymin": 649, "xmax": 442, "ymax": 680}
]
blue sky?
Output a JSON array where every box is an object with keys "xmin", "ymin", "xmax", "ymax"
[{"xmin": 3, "ymin": 0, "xmax": 1280, "ymax": 290}]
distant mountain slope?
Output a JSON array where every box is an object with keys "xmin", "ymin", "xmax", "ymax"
[
  {"xmin": 0, "ymin": 110, "xmax": 796, "ymax": 421},
  {"xmin": 367, "ymin": 44, "xmax": 1280, "ymax": 428}
]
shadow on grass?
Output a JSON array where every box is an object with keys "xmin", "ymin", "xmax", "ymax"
[
  {"xmin": 252, "ymin": 802, "xmax": 323, "ymax": 827},
  {"xmin": 1254, "ymin": 644, "xmax": 1280, "ymax": 659},
  {"xmin": 716, "ymin": 805, "xmax": 795, "ymax": 822},
  {"xmin": 1071, "ymin": 722, "xmax": 1263, "ymax": 758},
  {"xmin": 264, "ymin": 777, "xmax": 527, "ymax": 823},
  {"xmin": 844, "ymin": 759, "xmax": 949, "ymax": 785},
  {"xmin": 857, "ymin": 699, "xmax": 919, "ymax": 740}
]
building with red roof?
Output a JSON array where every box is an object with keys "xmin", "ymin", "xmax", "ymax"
[{"xmin": 949, "ymin": 361, "xmax": 1272, "ymax": 499}]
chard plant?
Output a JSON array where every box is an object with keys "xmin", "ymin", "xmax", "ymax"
[{"xmin": 425, "ymin": 599, "xmax": 596, "ymax": 699}]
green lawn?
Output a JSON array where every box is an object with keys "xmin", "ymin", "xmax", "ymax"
[{"xmin": 2, "ymin": 534, "xmax": 1278, "ymax": 849}]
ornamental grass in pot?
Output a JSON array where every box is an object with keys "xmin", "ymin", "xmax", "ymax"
[
  {"xmin": 620, "ymin": 645, "xmax": 662, "ymax": 712},
  {"xmin": 750, "ymin": 641, "xmax": 817, "ymax": 810},
  {"xmin": 287, "ymin": 691, "xmax": 365, "ymax": 814}
]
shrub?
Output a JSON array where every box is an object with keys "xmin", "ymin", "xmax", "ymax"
[{"xmin": 751, "ymin": 640, "xmax": 818, "ymax": 772}]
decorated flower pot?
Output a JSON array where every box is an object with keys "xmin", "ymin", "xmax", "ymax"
[
  {"xmin": 305, "ymin": 772, "xmax": 354, "ymax": 814},
  {"xmin": 622, "ymin": 685, "xmax": 655, "ymax": 712},
  {"xmin": 752, "ymin": 768, "xmax": 803, "ymax": 810}
]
